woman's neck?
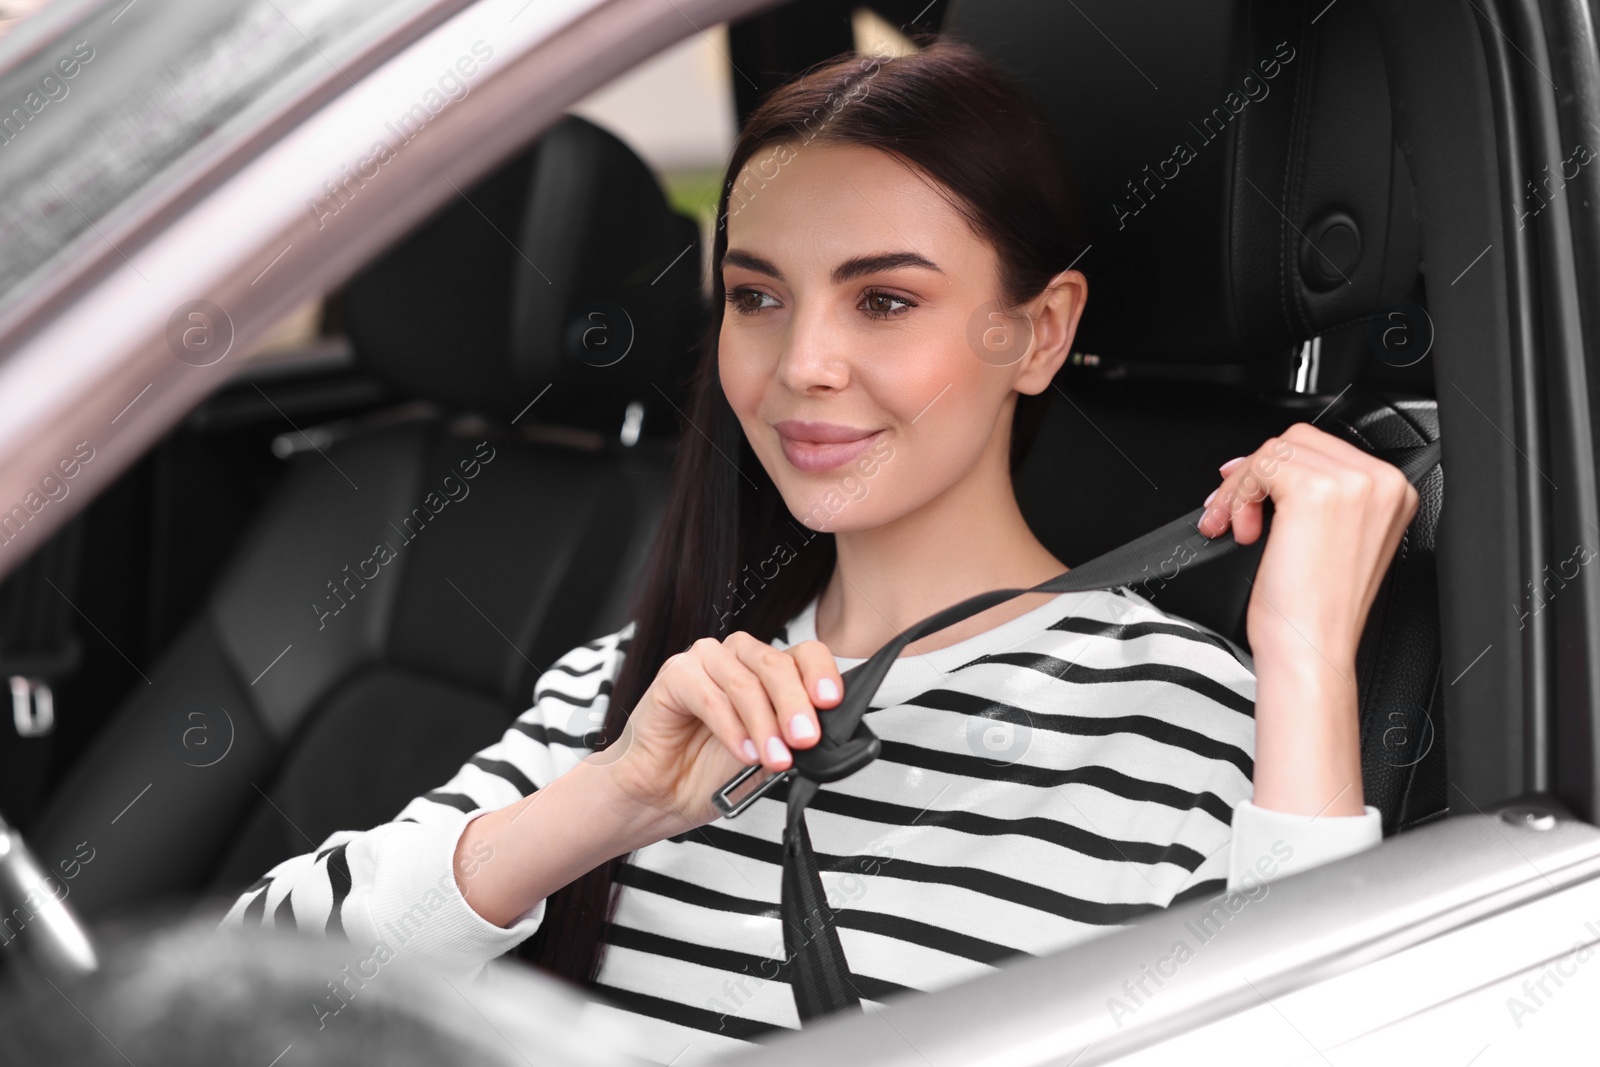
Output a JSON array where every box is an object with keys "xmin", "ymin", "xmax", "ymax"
[{"xmin": 813, "ymin": 460, "xmax": 1069, "ymax": 660}]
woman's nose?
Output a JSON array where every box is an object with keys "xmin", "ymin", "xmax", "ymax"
[{"xmin": 776, "ymin": 305, "xmax": 851, "ymax": 391}]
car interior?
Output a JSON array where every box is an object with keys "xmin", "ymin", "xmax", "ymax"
[{"xmin": 0, "ymin": 0, "xmax": 1513, "ymax": 989}]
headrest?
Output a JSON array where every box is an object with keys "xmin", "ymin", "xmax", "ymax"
[
  {"xmin": 944, "ymin": 0, "xmax": 1420, "ymax": 364},
  {"xmin": 343, "ymin": 114, "xmax": 706, "ymax": 437}
]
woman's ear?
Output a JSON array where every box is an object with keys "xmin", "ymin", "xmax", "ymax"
[{"xmin": 1015, "ymin": 268, "xmax": 1087, "ymax": 395}]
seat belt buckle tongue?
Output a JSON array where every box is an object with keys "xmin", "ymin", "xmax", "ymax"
[
  {"xmin": 711, "ymin": 731, "xmax": 883, "ymax": 818},
  {"xmin": 713, "ymin": 765, "xmax": 794, "ymax": 819}
]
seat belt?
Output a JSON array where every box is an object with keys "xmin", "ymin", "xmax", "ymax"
[{"xmin": 712, "ymin": 437, "xmax": 1443, "ymax": 1023}]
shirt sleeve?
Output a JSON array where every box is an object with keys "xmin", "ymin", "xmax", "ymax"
[
  {"xmin": 218, "ymin": 621, "xmax": 633, "ymax": 981},
  {"xmin": 1126, "ymin": 594, "xmax": 1384, "ymax": 899},
  {"xmin": 1225, "ymin": 799, "xmax": 1382, "ymax": 891}
]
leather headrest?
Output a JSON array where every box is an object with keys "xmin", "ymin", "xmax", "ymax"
[
  {"xmin": 343, "ymin": 114, "xmax": 706, "ymax": 436},
  {"xmin": 944, "ymin": 0, "xmax": 1419, "ymax": 363}
]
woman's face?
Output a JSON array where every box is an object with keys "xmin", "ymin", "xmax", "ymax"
[{"xmin": 718, "ymin": 141, "xmax": 1082, "ymax": 534}]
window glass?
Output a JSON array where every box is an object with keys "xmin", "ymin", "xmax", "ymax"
[{"xmin": 0, "ymin": 0, "xmax": 449, "ymax": 320}]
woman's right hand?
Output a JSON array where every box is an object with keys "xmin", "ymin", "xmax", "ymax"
[{"xmin": 589, "ymin": 632, "xmax": 845, "ymax": 834}]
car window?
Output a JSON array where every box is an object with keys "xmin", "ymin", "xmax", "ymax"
[{"xmin": 0, "ymin": 0, "xmax": 458, "ymax": 324}]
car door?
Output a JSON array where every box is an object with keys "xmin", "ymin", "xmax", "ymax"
[{"xmin": 0, "ymin": 0, "xmax": 1597, "ymax": 1061}]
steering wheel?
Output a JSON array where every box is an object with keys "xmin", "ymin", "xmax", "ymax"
[{"xmin": 0, "ymin": 810, "xmax": 98, "ymax": 979}]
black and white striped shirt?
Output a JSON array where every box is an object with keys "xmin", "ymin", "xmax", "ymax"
[{"xmin": 222, "ymin": 585, "xmax": 1379, "ymax": 1064}]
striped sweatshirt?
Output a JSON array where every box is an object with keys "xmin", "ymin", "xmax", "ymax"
[{"xmin": 221, "ymin": 584, "xmax": 1380, "ymax": 1065}]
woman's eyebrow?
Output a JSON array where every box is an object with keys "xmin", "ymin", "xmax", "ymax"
[
  {"xmin": 722, "ymin": 249, "xmax": 944, "ymax": 284},
  {"xmin": 723, "ymin": 249, "xmax": 783, "ymax": 279},
  {"xmin": 832, "ymin": 251, "xmax": 943, "ymax": 284}
]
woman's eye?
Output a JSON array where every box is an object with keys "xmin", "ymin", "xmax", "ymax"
[
  {"xmin": 724, "ymin": 287, "xmax": 778, "ymax": 315},
  {"xmin": 860, "ymin": 290, "xmax": 914, "ymax": 318}
]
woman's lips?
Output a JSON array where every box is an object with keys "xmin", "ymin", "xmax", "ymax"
[{"xmin": 778, "ymin": 429, "xmax": 883, "ymax": 473}]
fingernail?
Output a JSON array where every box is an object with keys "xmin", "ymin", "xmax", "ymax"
[
  {"xmin": 1219, "ymin": 455, "xmax": 1248, "ymax": 475},
  {"xmin": 1204, "ymin": 488, "xmax": 1217, "ymax": 507},
  {"xmin": 816, "ymin": 677, "xmax": 839, "ymax": 702},
  {"xmin": 790, "ymin": 715, "xmax": 817, "ymax": 740},
  {"xmin": 741, "ymin": 739, "xmax": 759, "ymax": 762},
  {"xmin": 766, "ymin": 735, "xmax": 791, "ymax": 763}
]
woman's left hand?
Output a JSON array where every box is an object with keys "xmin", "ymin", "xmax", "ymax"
[
  {"xmin": 1198, "ymin": 422, "xmax": 1420, "ymax": 666},
  {"xmin": 1196, "ymin": 422, "xmax": 1421, "ymax": 817}
]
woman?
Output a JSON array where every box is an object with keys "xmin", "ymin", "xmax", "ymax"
[{"xmin": 224, "ymin": 38, "xmax": 1418, "ymax": 1062}]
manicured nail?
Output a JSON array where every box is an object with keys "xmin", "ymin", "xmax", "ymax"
[
  {"xmin": 1204, "ymin": 488, "xmax": 1218, "ymax": 507},
  {"xmin": 790, "ymin": 715, "xmax": 817, "ymax": 741},
  {"xmin": 1219, "ymin": 455, "xmax": 1248, "ymax": 475},
  {"xmin": 766, "ymin": 735, "xmax": 791, "ymax": 763},
  {"xmin": 816, "ymin": 677, "xmax": 839, "ymax": 702},
  {"xmin": 741, "ymin": 739, "xmax": 759, "ymax": 762}
]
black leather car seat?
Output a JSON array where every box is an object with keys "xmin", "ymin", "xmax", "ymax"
[
  {"xmin": 946, "ymin": 0, "xmax": 1447, "ymax": 832},
  {"xmin": 31, "ymin": 114, "xmax": 707, "ymax": 920}
]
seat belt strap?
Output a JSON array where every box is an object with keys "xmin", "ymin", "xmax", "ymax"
[{"xmin": 717, "ymin": 437, "xmax": 1442, "ymax": 1023}]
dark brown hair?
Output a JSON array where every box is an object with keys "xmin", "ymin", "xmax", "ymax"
[{"xmin": 524, "ymin": 33, "xmax": 1084, "ymax": 986}]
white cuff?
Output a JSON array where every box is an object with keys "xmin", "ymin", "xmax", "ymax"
[
  {"xmin": 1227, "ymin": 799, "xmax": 1382, "ymax": 891},
  {"xmin": 360, "ymin": 811, "xmax": 546, "ymax": 981}
]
